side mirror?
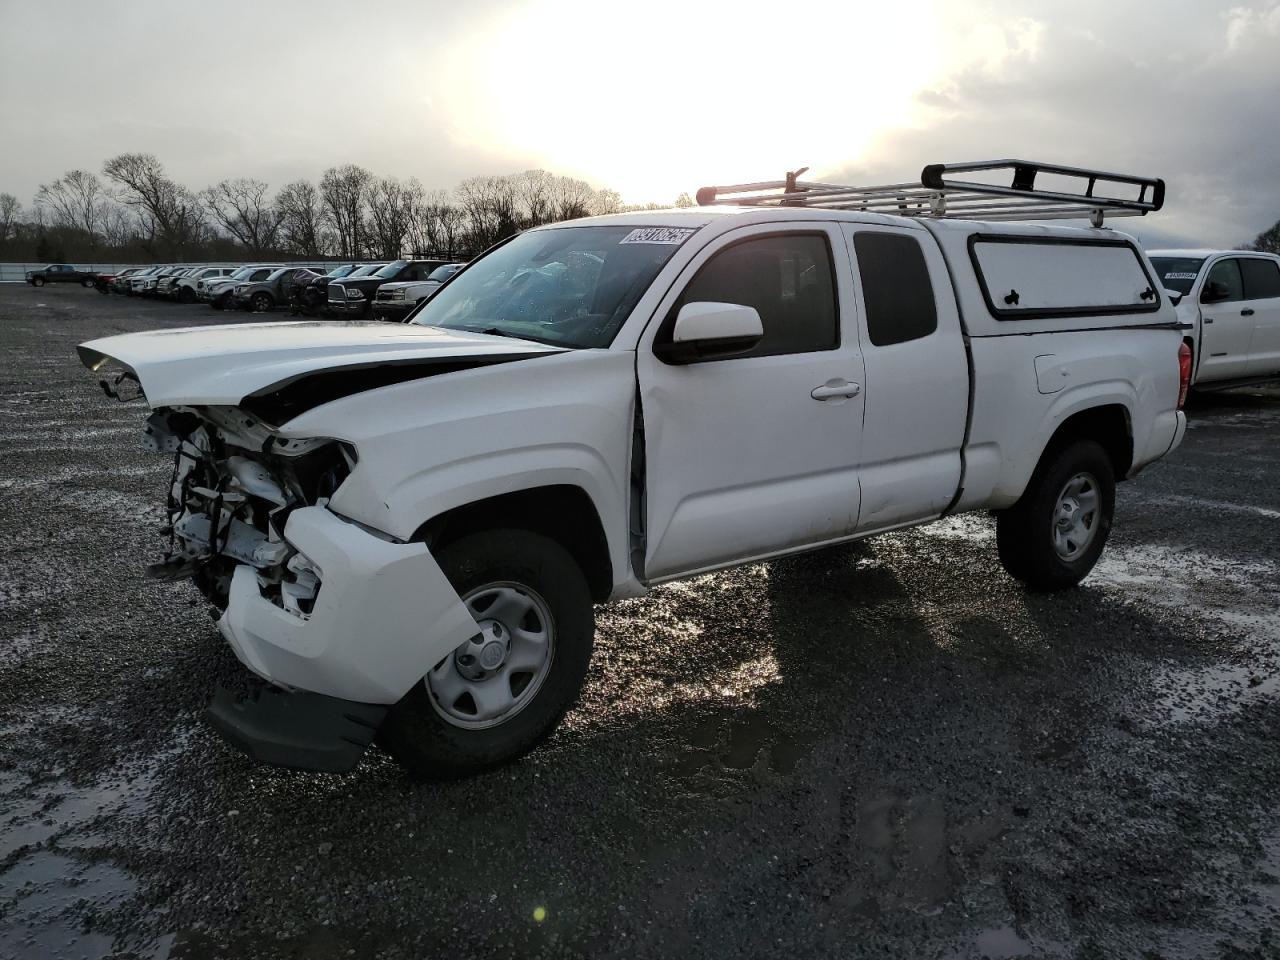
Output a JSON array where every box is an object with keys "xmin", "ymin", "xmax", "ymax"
[
  {"xmin": 1201, "ymin": 280, "xmax": 1230, "ymax": 304},
  {"xmin": 654, "ymin": 301, "xmax": 764, "ymax": 364},
  {"xmin": 1163, "ymin": 288, "xmax": 1184, "ymax": 307}
]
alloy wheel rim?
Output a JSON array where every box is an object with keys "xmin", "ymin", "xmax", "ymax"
[
  {"xmin": 1052, "ymin": 471, "xmax": 1100, "ymax": 561},
  {"xmin": 426, "ymin": 581, "xmax": 556, "ymax": 730}
]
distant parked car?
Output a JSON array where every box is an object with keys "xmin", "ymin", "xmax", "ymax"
[
  {"xmin": 204, "ymin": 265, "xmax": 282, "ymax": 310},
  {"xmin": 296, "ymin": 263, "xmax": 361, "ymax": 314},
  {"xmin": 128, "ymin": 266, "xmax": 171, "ymax": 296},
  {"xmin": 173, "ymin": 266, "xmax": 236, "ymax": 303},
  {"xmin": 112, "ymin": 267, "xmax": 153, "ymax": 294},
  {"xmin": 94, "ymin": 267, "xmax": 140, "ymax": 294},
  {"xmin": 372, "ymin": 262, "xmax": 466, "ymax": 321},
  {"xmin": 327, "ymin": 259, "xmax": 448, "ymax": 317},
  {"xmin": 154, "ymin": 266, "xmax": 196, "ymax": 298},
  {"xmin": 230, "ymin": 267, "xmax": 296, "ymax": 312},
  {"xmin": 25, "ymin": 264, "xmax": 98, "ymax": 287}
]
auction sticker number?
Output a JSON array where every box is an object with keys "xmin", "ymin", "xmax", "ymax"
[{"xmin": 620, "ymin": 227, "xmax": 697, "ymax": 245}]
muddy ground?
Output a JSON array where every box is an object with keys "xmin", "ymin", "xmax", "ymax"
[{"xmin": 1, "ymin": 284, "xmax": 1278, "ymax": 960}]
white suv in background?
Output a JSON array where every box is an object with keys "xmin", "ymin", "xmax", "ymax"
[
  {"xmin": 174, "ymin": 266, "xmax": 237, "ymax": 304},
  {"xmin": 1149, "ymin": 249, "xmax": 1280, "ymax": 388}
]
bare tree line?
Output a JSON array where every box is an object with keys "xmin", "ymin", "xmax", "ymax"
[{"xmin": 1, "ymin": 153, "xmax": 686, "ymax": 263}]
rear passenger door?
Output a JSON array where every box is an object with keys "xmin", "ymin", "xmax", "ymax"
[
  {"xmin": 1239, "ymin": 257, "xmax": 1280, "ymax": 378},
  {"xmin": 636, "ymin": 224, "xmax": 865, "ymax": 581},
  {"xmin": 1197, "ymin": 257, "xmax": 1252, "ymax": 381},
  {"xmin": 841, "ymin": 225, "xmax": 969, "ymax": 531}
]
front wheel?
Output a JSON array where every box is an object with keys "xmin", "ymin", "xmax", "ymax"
[
  {"xmin": 31, "ymin": 277, "xmax": 45, "ymax": 287},
  {"xmin": 250, "ymin": 292, "xmax": 273, "ymax": 313},
  {"xmin": 378, "ymin": 529, "xmax": 595, "ymax": 779},
  {"xmin": 178, "ymin": 286, "xmax": 195, "ymax": 303},
  {"xmin": 996, "ymin": 439, "xmax": 1115, "ymax": 591}
]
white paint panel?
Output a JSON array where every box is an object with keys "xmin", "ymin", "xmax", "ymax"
[{"xmin": 973, "ymin": 240, "xmax": 1154, "ymax": 313}]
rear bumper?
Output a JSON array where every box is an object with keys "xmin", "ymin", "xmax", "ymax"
[
  {"xmin": 216, "ymin": 506, "xmax": 478, "ymax": 705},
  {"xmin": 1131, "ymin": 409, "xmax": 1187, "ymax": 476}
]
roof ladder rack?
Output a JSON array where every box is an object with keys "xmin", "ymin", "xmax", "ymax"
[{"xmin": 695, "ymin": 159, "xmax": 1165, "ymax": 227}]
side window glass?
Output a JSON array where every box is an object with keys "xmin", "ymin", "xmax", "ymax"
[
  {"xmin": 1205, "ymin": 259, "xmax": 1244, "ymax": 302},
  {"xmin": 854, "ymin": 232, "xmax": 938, "ymax": 346},
  {"xmin": 1240, "ymin": 258, "xmax": 1280, "ymax": 300},
  {"xmin": 671, "ymin": 233, "xmax": 838, "ymax": 359}
]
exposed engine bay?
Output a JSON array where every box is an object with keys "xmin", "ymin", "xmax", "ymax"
[{"xmin": 142, "ymin": 405, "xmax": 353, "ymax": 612}]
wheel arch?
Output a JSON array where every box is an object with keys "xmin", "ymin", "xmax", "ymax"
[
  {"xmin": 1034, "ymin": 403, "xmax": 1133, "ymax": 489},
  {"xmin": 415, "ymin": 484, "xmax": 613, "ymax": 603}
]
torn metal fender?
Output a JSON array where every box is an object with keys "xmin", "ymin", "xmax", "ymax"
[{"xmin": 218, "ymin": 506, "xmax": 478, "ymax": 705}]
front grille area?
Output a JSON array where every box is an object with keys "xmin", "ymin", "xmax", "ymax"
[{"xmin": 328, "ymin": 283, "xmax": 346, "ymax": 303}]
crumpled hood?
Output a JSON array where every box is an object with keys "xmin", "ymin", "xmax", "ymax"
[{"xmin": 78, "ymin": 320, "xmax": 563, "ymax": 408}]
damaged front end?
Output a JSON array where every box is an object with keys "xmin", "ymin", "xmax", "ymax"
[{"xmin": 143, "ymin": 405, "xmax": 354, "ymax": 616}]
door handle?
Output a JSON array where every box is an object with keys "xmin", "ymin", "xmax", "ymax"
[
  {"xmin": 1203, "ymin": 318, "xmax": 1214, "ymax": 324},
  {"xmin": 1241, "ymin": 308, "xmax": 1255, "ymax": 316},
  {"xmin": 811, "ymin": 379, "xmax": 862, "ymax": 401}
]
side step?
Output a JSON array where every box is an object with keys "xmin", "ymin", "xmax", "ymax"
[
  {"xmin": 1192, "ymin": 373, "xmax": 1280, "ymax": 393},
  {"xmin": 206, "ymin": 683, "xmax": 387, "ymax": 774}
]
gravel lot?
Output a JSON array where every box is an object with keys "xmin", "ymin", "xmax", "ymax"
[{"xmin": 1, "ymin": 284, "xmax": 1279, "ymax": 960}]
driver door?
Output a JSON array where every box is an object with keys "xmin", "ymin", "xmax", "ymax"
[
  {"xmin": 1198, "ymin": 257, "xmax": 1254, "ymax": 381},
  {"xmin": 636, "ymin": 224, "xmax": 865, "ymax": 581}
]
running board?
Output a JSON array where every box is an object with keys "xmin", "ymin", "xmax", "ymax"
[{"xmin": 1192, "ymin": 374, "xmax": 1280, "ymax": 393}]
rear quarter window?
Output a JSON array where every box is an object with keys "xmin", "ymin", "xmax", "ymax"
[
  {"xmin": 970, "ymin": 236, "xmax": 1159, "ymax": 320},
  {"xmin": 1241, "ymin": 258, "xmax": 1280, "ymax": 299}
]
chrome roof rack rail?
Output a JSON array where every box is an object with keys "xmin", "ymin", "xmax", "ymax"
[{"xmin": 695, "ymin": 159, "xmax": 1165, "ymax": 227}]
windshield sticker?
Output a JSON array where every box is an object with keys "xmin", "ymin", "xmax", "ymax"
[
  {"xmin": 1163, "ymin": 272, "xmax": 1198, "ymax": 280},
  {"xmin": 619, "ymin": 227, "xmax": 697, "ymax": 245}
]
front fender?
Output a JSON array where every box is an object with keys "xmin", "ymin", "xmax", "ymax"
[{"xmin": 284, "ymin": 349, "xmax": 637, "ymax": 593}]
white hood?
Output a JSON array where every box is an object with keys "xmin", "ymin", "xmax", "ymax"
[{"xmin": 78, "ymin": 320, "xmax": 562, "ymax": 408}]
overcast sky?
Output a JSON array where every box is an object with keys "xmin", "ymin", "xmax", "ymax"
[{"xmin": 2, "ymin": 0, "xmax": 1277, "ymax": 248}]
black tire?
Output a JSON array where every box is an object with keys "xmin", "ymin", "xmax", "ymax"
[
  {"xmin": 178, "ymin": 286, "xmax": 195, "ymax": 303},
  {"xmin": 251, "ymin": 292, "xmax": 273, "ymax": 313},
  {"xmin": 996, "ymin": 439, "xmax": 1115, "ymax": 591},
  {"xmin": 81, "ymin": 277, "xmax": 94, "ymax": 288},
  {"xmin": 378, "ymin": 529, "xmax": 595, "ymax": 779},
  {"xmin": 32, "ymin": 277, "xmax": 45, "ymax": 287},
  {"xmin": 211, "ymin": 296, "xmax": 226, "ymax": 311}
]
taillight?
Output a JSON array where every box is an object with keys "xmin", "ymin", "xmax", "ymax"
[{"xmin": 1177, "ymin": 342, "xmax": 1192, "ymax": 410}]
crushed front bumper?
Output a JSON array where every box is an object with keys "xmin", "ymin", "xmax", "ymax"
[{"xmin": 217, "ymin": 505, "xmax": 478, "ymax": 705}]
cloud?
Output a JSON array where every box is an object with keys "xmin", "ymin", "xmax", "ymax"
[{"xmin": 835, "ymin": 0, "xmax": 1280, "ymax": 247}]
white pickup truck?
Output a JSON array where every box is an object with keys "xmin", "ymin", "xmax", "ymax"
[
  {"xmin": 78, "ymin": 160, "xmax": 1189, "ymax": 778},
  {"xmin": 1148, "ymin": 249, "xmax": 1280, "ymax": 389}
]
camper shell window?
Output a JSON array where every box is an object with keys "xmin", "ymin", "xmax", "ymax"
[{"xmin": 968, "ymin": 235, "xmax": 1160, "ymax": 321}]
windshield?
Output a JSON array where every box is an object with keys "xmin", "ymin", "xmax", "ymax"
[
  {"xmin": 412, "ymin": 225, "xmax": 696, "ymax": 348},
  {"xmin": 227, "ymin": 267, "xmax": 256, "ymax": 280},
  {"xmin": 266, "ymin": 268, "xmax": 289, "ymax": 281},
  {"xmin": 1150, "ymin": 257, "xmax": 1206, "ymax": 295},
  {"xmin": 326, "ymin": 264, "xmax": 356, "ymax": 279},
  {"xmin": 350, "ymin": 264, "xmax": 385, "ymax": 278},
  {"xmin": 374, "ymin": 260, "xmax": 409, "ymax": 279},
  {"xmin": 428, "ymin": 264, "xmax": 461, "ymax": 282}
]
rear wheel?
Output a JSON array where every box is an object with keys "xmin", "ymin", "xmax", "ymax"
[
  {"xmin": 996, "ymin": 439, "xmax": 1115, "ymax": 591},
  {"xmin": 378, "ymin": 529, "xmax": 595, "ymax": 779},
  {"xmin": 250, "ymin": 292, "xmax": 273, "ymax": 313},
  {"xmin": 81, "ymin": 277, "xmax": 94, "ymax": 288}
]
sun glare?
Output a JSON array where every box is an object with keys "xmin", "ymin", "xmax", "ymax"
[{"xmin": 434, "ymin": 0, "xmax": 946, "ymax": 203}]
